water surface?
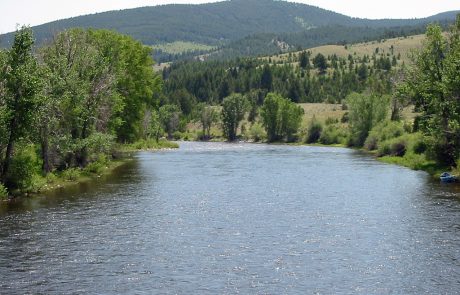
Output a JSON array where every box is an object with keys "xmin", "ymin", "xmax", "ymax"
[{"xmin": 1, "ymin": 142, "xmax": 459, "ymax": 294}]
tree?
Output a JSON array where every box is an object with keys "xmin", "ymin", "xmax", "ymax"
[
  {"xmin": 88, "ymin": 30, "xmax": 162, "ymax": 143},
  {"xmin": 400, "ymin": 17, "xmax": 460, "ymax": 166},
  {"xmin": 346, "ymin": 92, "xmax": 390, "ymax": 147},
  {"xmin": 197, "ymin": 103, "xmax": 218, "ymax": 140},
  {"xmin": 159, "ymin": 104, "xmax": 181, "ymax": 139},
  {"xmin": 221, "ymin": 94, "xmax": 248, "ymax": 141},
  {"xmin": 260, "ymin": 64, "xmax": 273, "ymax": 92},
  {"xmin": 1, "ymin": 27, "xmax": 44, "ymax": 182},
  {"xmin": 313, "ymin": 53, "xmax": 328, "ymax": 74},
  {"xmin": 42, "ymin": 29, "xmax": 115, "ymax": 167},
  {"xmin": 260, "ymin": 92, "xmax": 304, "ymax": 142},
  {"xmin": 299, "ymin": 51, "xmax": 310, "ymax": 69}
]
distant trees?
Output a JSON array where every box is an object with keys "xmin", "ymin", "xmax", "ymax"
[
  {"xmin": 159, "ymin": 104, "xmax": 181, "ymax": 139},
  {"xmin": 401, "ymin": 16, "xmax": 460, "ymax": 166},
  {"xmin": 260, "ymin": 65, "xmax": 273, "ymax": 92},
  {"xmin": 260, "ymin": 93, "xmax": 304, "ymax": 142},
  {"xmin": 197, "ymin": 103, "xmax": 218, "ymax": 140},
  {"xmin": 221, "ymin": 94, "xmax": 248, "ymax": 141},
  {"xmin": 299, "ymin": 51, "xmax": 310, "ymax": 69},
  {"xmin": 312, "ymin": 53, "xmax": 328, "ymax": 74}
]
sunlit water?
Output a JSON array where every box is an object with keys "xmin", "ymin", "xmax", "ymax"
[{"xmin": 1, "ymin": 142, "xmax": 459, "ymax": 294}]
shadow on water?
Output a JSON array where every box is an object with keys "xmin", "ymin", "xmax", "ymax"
[{"xmin": 0, "ymin": 158, "xmax": 140, "ymax": 215}]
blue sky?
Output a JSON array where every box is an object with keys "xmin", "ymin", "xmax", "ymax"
[{"xmin": 1, "ymin": 0, "xmax": 459, "ymax": 34}]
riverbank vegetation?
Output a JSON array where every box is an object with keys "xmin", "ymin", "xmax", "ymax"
[
  {"xmin": 1, "ymin": 15, "xmax": 459, "ymax": 197},
  {"xmin": 158, "ymin": 16, "xmax": 460, "ymax": 176},
  {"xmin": 0, "ymin": 27, "xmax": 176, "ymax": 198}
]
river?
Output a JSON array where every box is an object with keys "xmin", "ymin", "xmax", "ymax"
[{"xmin": 0, "ymin": 142, "xmax": 459, "ymax": 294}]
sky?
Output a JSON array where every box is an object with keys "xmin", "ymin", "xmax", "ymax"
[{"xmin": 0, "ymin": 0, "xmax": 459, "ymax": 34}]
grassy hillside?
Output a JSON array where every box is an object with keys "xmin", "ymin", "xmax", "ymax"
[
  {"xmin": 264, "ymin": 34, "xmax": 427, "ymax": 66},
  {"xmin": 152, "ymin": 41, "xmax": 215, "ymax": 55}
]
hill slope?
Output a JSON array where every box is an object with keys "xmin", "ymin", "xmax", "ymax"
[{"xmin": 0, "ymin": 0, "xmax": 458, "ymax": 48}]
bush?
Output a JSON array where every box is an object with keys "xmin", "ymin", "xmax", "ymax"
[
  {"xmin": 306, "ymin": 119, "xmax": 323, "ymax": 144},
  {"xmin": 7, "ymin": 145, "xmax": 42, "ymax": 190},
  {"xmin": 84, "ymin": 161, "xmax": 105, "ymax": 175},
  {"xmin": 0, "ymin": 183, "xmax": 8, "ymax": 200},
  {"xmin": 319, "ymin": 124, "xmax": 349, "ymax": 145},
  {"xmin": 341, "ymin": 112, "xmax": 349, "ymax": 123},
  {"xmin": 248, "ymin": 122, "xmax": 266, "ymax": 142},
  {"xmin": 172, "ymin": 131, "xmax": 182, "ymax": 140},
  {"xmin": 412, "ymin": 135, "xmax": 428, "ymax": 154},
  {"xmin": 46, "ymin": 173, "xmax": 58, "ymax": 184},
  {"xmin": 364, "ymin": 120, "xmax": 405, "ymax": 151},
  {"xmin": 377, "ymin": 136, "xmax": 409, "ymax": 157},
  {"xmin": 61, "ymin": 168, "xmax": 81, "ymax": 181}
]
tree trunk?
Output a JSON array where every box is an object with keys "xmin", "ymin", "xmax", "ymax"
[
  {"xmin": 1, "ymin": 117, "xmax": 17, "ymax": 182},
  {"xmin": 41, "ymin": 134, "xmax": 51, "ymax": 174}
]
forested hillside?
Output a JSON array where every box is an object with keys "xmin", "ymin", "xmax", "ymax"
[{"xmin": 0, "ymin": 0, "xmax": 458, "ymax": 59}]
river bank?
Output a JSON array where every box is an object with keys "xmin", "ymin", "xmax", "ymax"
[{"xmin": 0, "ymin": 139, "xmax": 179, "ymax": 201}]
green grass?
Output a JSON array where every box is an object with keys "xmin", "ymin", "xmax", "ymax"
[
  {"xmin": 120, "ymin": 138, "xmax": 179, "ymax": 152},
  {"xmin": 152, "ymin": 41, "xmax": 215, "ymax": 54},
  {"xmin": 379, "ymin": 153, "xmax": 442, "ymax": 175}
]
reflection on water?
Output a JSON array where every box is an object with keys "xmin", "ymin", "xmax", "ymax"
[{"xmin": 0, "ymin": 142, "xmax": 459, "ymax": 294}]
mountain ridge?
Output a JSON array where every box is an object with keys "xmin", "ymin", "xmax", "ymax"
[{"xmin": 1, "ymin": 0, "xmax": 458, "ymax": 48}]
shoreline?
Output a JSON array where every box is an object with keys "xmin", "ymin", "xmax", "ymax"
[
  {"xmin": 187, "ymin": 138, "xmax": 449, "ymax": 180},
  {"xmin": 2, "ymin": 140, "xmax": 180, "ymax": 202}
]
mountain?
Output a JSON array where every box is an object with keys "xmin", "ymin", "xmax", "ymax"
[{"xmin": 1, "ymin": 0, "xmax": 458, "ymax": 48}]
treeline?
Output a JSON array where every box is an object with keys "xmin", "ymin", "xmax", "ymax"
[
  {"xmin": 206, "ymin": 24, "xmax": 432, "ymax": 61},
  {"xmin": 161, "ymin": 16, "xmax": 460, "ymax": 174},
  {"xmin": 0, "ymin": 27, "xmax": 163, "ymax": 195},
  {"xmin": 162, "ymin": 46, "xmax": 398, "ymax": 108},
  {"xmin": 5, "ymin": 0, "xmax": 453, "ymax": 48}
]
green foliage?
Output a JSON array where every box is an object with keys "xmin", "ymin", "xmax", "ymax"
[
  {"xmin": 6, "ymin": 145, "xmax": 42, "ymax": 190},
  {"xmin": 159, "ymin": 104, "xmax": 182, "ymax": 139},
  {"xmin": 260, "ymin": 92, "xmax": 304, "ymax": 142},
  {"xmin": 221, "ymin": 93, "xmax": 248, "ymax": 141},
  {"xmin": 346, "ymin": 92, "xmax": 390, "ymax": 147},
  {"xmin": 364, "ymin": 120, "xmax": 405, "ymax": 151},
  {"xmin": 400, "ymin": 16, "xmax": 460, "ymax": 166},
  {"xmin": 312, "ymin": 53, "xmax": 328, "ymax": 74},
  {"xmin": 306, "ymin": 118, "xmax": 323, "ymax": 144},
  {"xmin": 61, "ymin": 168, "xmax": 81, "ymax": 182},
  {"xmin": 0, "ymin": 183, "xmax": 8, "ymax": 200},
  {"xmin": 197, "ymin": 103, "xmax": 219, "ymax": 140},
  {"xmin": 319, "ymin": 124, "xmax": 349, "ymax": 145},
  {"xmin": 1, "ymin": 26, "xmax": 44, "ymax": 181},
  {"xmin": 246, "ymin": 122, "xmax": 266, "ymax": 142},
  {"xmin": 125, "ymin": 139, "xmax": 179, "ymax": 150}
]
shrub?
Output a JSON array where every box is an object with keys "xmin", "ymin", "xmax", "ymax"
[
  {"xmin": 306, "ymin": 119, "xmax": 323, "ymax": 144},
  {"xmin": 172, "ymin": 131, "xmax": 182, "ymax": 140},
  {"xmin": 325, "ymin": 117, "xmax": 339, "ymax": 125},
  {"xmin": 61, "ymin": 168, "xmax": 81, "ymax": 181},
  {"xmin": 364, "ymin": 120, "xmax": 405, "ymax": 151},
  {"xmin": 46, "ymin": 173, "xmax": 58, "ymax": 184},
  {"xmin": 377, "ymin": 136, "xmax": 409, "ymax": 157},
  {"xmin": 84, "ymin": 161, "xmax": 105, "ymax": 175},
  {"xmin": 7, "ymin": 145, "xmax": 42, "ymax": 190},
  {"xmin": 248, "ymin": 122, "xmax": 266, "ymax": 142},
  {"xmin": 412, "ymin": 135, "xmax": 427, "ymax": 154},
  {"xmin": 0, "ymin": 183, "xmax": 8, "ymax": 200},
  {"xmin": 319, "ymin": 124, "xmax": 349, "ymax": 145}
]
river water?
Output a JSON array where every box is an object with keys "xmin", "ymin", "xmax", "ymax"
[{"xmin": 0, "ymin": 142, "xmax": 459, "ymax": 294}]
